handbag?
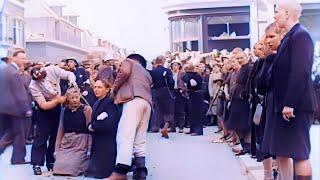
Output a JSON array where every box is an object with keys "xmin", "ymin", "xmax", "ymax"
[{"xmin": 253, "ymin": 103, "xmax": 263, "ymax": 125}]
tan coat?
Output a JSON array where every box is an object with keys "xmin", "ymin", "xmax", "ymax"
[{"xmin": 113, "ymin": 59, "xmax": 153, "ymax": 106}]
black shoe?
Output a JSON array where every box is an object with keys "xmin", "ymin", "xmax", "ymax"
[
  {"xmin": 206, "ymin": 122, "xmax": 215, "ymax": 126},
  {"xmin": 133, "ymin": 157, "xmax": 148, "ymax": 180},
  {"xmin": 11, "ymin": 161, "xmax": 30, "ymax": 165},
  {"xmin": 235, "ymin": 150, "xmax": 250, "ymax": 156},
  {"xmin": 220, "ymin": 133, "xmax": 231, "ymax": 140},
  {"xmin": 250, "ymin": 155, "xmax": 257, "ymax": 159},
  {"xmin": 26, "ymin": 139, "xmax": 34, "ymax": 145},
  {"xmin": 0, "ymin": 147, "xmax": 4, "ymax": 155},
  {"xmin": 47, "ymin": 163, "xmax": 54, "ymax": 171},
  {"xmin": 33, "ymin": 165, "xmax": 42, "ymax": 175},
  {"xmin": 214, "ymin": 129, "xmax": 223, "ymax": 134},
  {"xmin": 148, "ymin": 128, "xmax": 159, "ymax": 133},
  {"xmin": 168, "ymin": 127, "xmax": 176, "ymax": 133}
]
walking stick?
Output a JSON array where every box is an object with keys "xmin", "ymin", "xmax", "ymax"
[{"xmin": 206, "ymin": 84, "xmax": 224, "ymax": 116}]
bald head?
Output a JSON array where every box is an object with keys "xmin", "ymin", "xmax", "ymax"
[{"xmin": 275, "ymin": 0, "xmax": 302, "ymax": 27}]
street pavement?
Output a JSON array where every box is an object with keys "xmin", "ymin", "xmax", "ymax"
[{"xmin": 1, "ymin": 125, "xmax": 318, "ymax": 180}]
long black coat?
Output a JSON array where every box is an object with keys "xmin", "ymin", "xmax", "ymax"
[
  {"xmin": 182, "ymin": 72, "xmax": 204, "ymax": 135},
  {"xmin": 256, "ymin": 54, "xmax": 276, "ymax": 155},
  {"xmin": 271, "ymin": 24, "xmax": 318, "ymax": 113},
  {"xmin": 85, "ymin": 97, "xmax": 120, "ymax": 179},
  {"xmin": 270, "ymin": 23, "xmax": 317, "ymax": 160},
  {"xmin": 225, "ymin": 63, "xmax": 252, "ymax": 131}
]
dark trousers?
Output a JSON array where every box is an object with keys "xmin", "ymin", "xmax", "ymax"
[
  {"xmin": 0, "ymin": 114, "xmax": 27, "ymax": 163},
  {"xmin": 154, "ymin": 88, "xmax": 174, "ymax": 127},
  {"xmin": 173, "ymin": 90, "xmax": 186, "ymax": 129},
  {"xmin": 31, "ymin": 105, "xmax": 60, "ymax": 166},
  {"xmin": 188, "ymin": 92, "xmax": 204, "ymax": 135}
]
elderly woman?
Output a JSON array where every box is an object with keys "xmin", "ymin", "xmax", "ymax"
[
  {"xmin": 53, "ymin": 87, "xmax": 92, "ymax": 176},
  {"xmin": 85, "ymin": 80, "xmax": 120, "ymax": 179},
  {"xmin": 225, "ymin": 51, "xmax": 252, "ymax": 156},
  {"xmin": 182, "ymin": 64, "xmax": 204, "ymax": 136}
]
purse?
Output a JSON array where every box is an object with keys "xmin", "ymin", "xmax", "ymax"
[{"xmin": 253, "ymin": 103, "xmax": 263, "ymax": 125}]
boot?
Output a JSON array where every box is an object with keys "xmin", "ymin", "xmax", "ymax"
[
  {"xmin": 108, "ymin": 172, "xmax": 128, "ymax": 180},
  {"xmin": 133, "ymin": 157, "xmax": 148, "ymax": 180},
  {"xmin": 295, "ymin": 175, "xmax": 312, "ymax": 180},
  {"xmin": 109, "ymin": 163, "xmax": 130, "ymax": 180},
  {"xmin": 129, "ymin": 158, "xmax": 136, "ymax": 172}
]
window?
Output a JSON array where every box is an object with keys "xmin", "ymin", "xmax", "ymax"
[
  {"xmin": 172, "ymin": 17, "xmax": 199, "ymax": 42},
  {"xmin": 13, "ymin": 19, "xmax": 23, "ymax": 46}
]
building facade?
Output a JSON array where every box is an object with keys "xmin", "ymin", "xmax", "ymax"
[
  {"xmin": 0, "ymin": 0, "xmax": 25, "ymax": 56},
  {"xmin": 24, "ymin": 0, "xmax": 89, "ymax": 63},
  {"xmin": 163, "ymin": 0, "xmax": 320, "ymax": 53}
]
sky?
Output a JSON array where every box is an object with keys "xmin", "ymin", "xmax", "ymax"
[{"xmin": 59, "ymin": 0, "xmax": 171, "ymax": 60}]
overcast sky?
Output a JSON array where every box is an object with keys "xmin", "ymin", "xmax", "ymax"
[{"xmin": 59, "ymin": 0, "xmax": 171, "ymax": 60}]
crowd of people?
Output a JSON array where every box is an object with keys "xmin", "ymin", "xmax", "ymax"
[{"xmin": 0, "ymin": 1, "xmax": 319, "ymax": 180}]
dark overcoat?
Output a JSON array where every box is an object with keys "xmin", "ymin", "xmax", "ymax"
[
  {"xmin": 182, "ymin": 72, "xmax": 204, "ymax": 135},
  {"xmin": 270, "ymin": 24, "xmax": 318, "ymax": 160},
  {"xmin": 225, "ymin": 63, "xmax": 252, "ymax": 131},
  {"xmin": 85, "ymin": 97, "xmax": 120, "ymax": 179}
]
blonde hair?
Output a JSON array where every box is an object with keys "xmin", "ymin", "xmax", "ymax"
[{"xmin": 65, "ymin": 87, "xmax": 81, "ymax": 105}]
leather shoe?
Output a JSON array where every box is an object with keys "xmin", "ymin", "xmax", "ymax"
[
  {"xmin": 190, "ymin": 133, "xmax": 201, "ymax": 136},
  {"xmin": 235, "ymin": 150, "xmax": 250, "ymax": 156},
  {"xmin": 33, "ymin": 165, "xmax": 42, "ymax": 175},
  {"xmin": 168, "ymin": 127, "xmax": 176, "ymax": 133},
  {"xmin": 0, "ymin": 147, "xmax": 4, "ymax": 155},
  {"xmin": 214, "ymin": 129, "xmax": 223, "ymax": 133},
  {"xmin": 108, "ymin": 172, "xmax": 128, "ymax": 180},
  {"xmin": 148, "ymin": 128, "xmax": 159, "ymax": 133},
  {"xmin": 161, "ymin": 128, "xmax": 169, "ymax": 139},
  {"xmin": 47, "ymin": 163, "xmax": 54, "ymax": 171},
  {"xmin": 11, "ymin": 161, "xmax": 30, "ymax": 165}
]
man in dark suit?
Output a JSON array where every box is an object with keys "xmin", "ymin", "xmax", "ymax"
[
  {"xmin": 149, "ymin": 55, "xmax": 175, "ymax": 139},
  {"xmin": 271, "ymin": 1, "xmax": 318, "ymax": 179},
  {"xmin": 0, "ymin": 50, "xmax": 32, "ymax": 164}
]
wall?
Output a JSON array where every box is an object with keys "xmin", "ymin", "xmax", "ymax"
[
  {"xmin": 26, "ymin": 41, "xmax": 87, "ymax": 63},
  {"xmin": 25, "ymin": 17, "xmax": 56, "ymax": 39}
]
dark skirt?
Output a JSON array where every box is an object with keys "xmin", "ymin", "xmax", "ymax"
[
  {"xmin": 85, "ymin": 134, "xmax": 116, "ymax": 179},
  {"xmin": 270, "ymin": 110, "xmax": 313, "ymax": 160},
  {"xmin": 225, "ymin": 99, "xmax": 250, "ymax": 131},
  {"xmin": 255, "ymin": 107, "xmax": 274, "ymax": 162},
  {"xmin": 261, "ymin": 92, "xmax": 275, "ymax": 154},
  {"xmin": 188, "ymin": 91, "xmax": 204, "ymax": 135}
]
